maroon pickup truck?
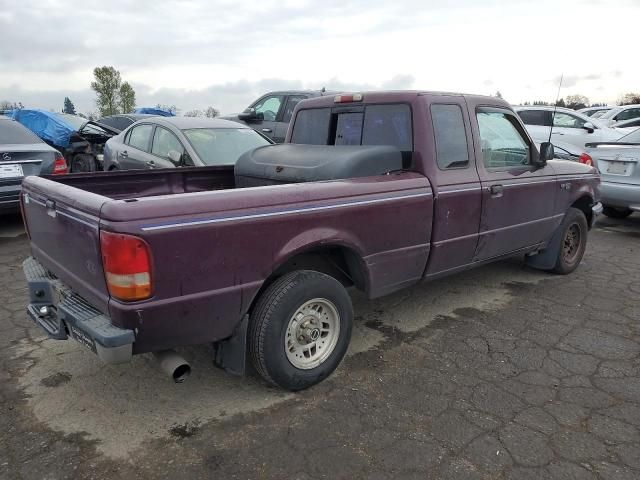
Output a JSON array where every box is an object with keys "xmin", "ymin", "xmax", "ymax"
[{"xmin": 21, "ymin": 91, "xmax": 601, "ymax": 391}]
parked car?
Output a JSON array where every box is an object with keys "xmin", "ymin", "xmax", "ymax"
[
  {"xmin": 11, "ymin": 110, "xmax": 118, "ymax": 173},
  {"xmin": 587, "ymin": 127, "xmax": 640, "ymax": 218},
  {"xmin": 0, "ymin": 116, "xmax": 67, "ymax": 213},
  {"xmin": 103, "ymin": 117, "xmax": 273, "ymax": 171},
  {"xmin": 514, "ymin": 105, "xmax": 623, "ymax": 149},
  {"xmin": 96, "ymin": 114, "xmax": 157, "ymax": 133},
  {"xmin": 610, "ymin": 117, "xmax": 640, "ymax": 134},
  {"xmin": 578, "ymin": 106, "xmax": 613, "ymax": 117},
  {"xmin": 597, "ymin": 104, "xmax": 640, "ymax": 126},
  {"xmin": 222, "ymin": 90, "xmax": 331, "ymax": 143},
  {"xmin": 546, "ymin": 139, "xmax": 594, "ymax": 166},
  {"xmin": 20, "ymin": 91, "xmax": 600, "ymax": 391}
]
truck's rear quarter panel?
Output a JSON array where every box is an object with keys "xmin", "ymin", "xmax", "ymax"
[{"xmin": 100, "ymin": 173, "xmax": 433, "ymax": 353}]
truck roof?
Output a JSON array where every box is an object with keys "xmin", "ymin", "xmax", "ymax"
[{"xmin": 295, "ymin": 90, "xmax": 510, "ymax": 109}]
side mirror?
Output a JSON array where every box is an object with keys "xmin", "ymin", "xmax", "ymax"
[
  {"xmin": 238, "ymin": 107, "xmax": 261, "ymax": 121},
  {"xmin": 583, "ymin": 122, "xmax": 595, "ymax": 133},
  {"xmin": 168, "ymin": 150, "xmax": 182, "ymax": 165},
  {"xmin": 536, "ymin": 142, "xmax": 554, "ymax": 166}
]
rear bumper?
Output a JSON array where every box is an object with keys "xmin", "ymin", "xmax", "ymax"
[
  {"xmin": 0, "ymin": 183, "xmax": 21, "ymax": 212},
  {"xmin": 23, "ymin": 256, "xmax": 134, "ymax": 364},
  {"xmin": 600, "ymin": 181, "xmax": 640, "ymax": 211}
]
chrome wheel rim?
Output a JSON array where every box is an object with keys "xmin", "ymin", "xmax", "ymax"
[{"xmin": 284, "ymin": 298, "xmax": 340, "ymax": 370}]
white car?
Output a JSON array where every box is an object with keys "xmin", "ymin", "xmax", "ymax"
[
  {"xmin": 611, "ymin": 117, "xmax": 640, "ymax": 134},
  {"xmin": 514, "ymin": 106, "xmax": 624, "ymax": 149},
  {"xmin": 597, "ymin": 104, "xmax": 640, "ymax": 126},
  {"xmin": 578, "ymin": 106, "xmax": 613, "ymax": 117}
]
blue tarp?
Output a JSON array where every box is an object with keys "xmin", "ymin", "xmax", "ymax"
[
  {"xmin": 133, "ymin": 107, "xmax": 175, "ymax": 116},
  {"xmin": 10, "ymin": 109, "xmax": 76, "ymax": 148}
]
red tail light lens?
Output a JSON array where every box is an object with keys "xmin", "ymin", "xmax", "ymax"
[
  {"xmin": 334, "ymin": 93, "xmax": 363, "ymax": 103},
  {"xmin": 53, "ymin": 153, "xmax": 68, "ymax": 174},
  {"xmin": 578, "ymin": 153, "xmax": 593, "ymax": 166},
  {"xmin": 100, "ymin": 231, "xmax": 152, "ymax": 301}
]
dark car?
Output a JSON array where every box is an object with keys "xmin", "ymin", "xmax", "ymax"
[
  {"xmin": 222, "ymin": 90, "xmax": 331, "ymax": 142},
  {"xmin": 0, "ymin": 116, "xmax": 67, "ymax": 213},
  {"xmin": 103, "ymin": 117, "xmax": 273, "ymax": 170},
  {"xmin": 96, "ymin": 114, "xmax": 158, "ymax": 133}
]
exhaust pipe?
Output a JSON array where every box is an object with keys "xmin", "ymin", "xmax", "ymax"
[{"xmin": 153, "ymin": 350, "xmax": 191, "ymax": 383}]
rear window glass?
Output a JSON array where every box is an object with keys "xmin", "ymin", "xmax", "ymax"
[
  {"xmin": 292, "ymin": 103, "xmax": 412, "ymax": 153},
  {"xmin": 431, "ymin": 104, "xmax": 469, "ymax": 169},
  {"xmin": 0, "ymin": 120, "xmax": 43, "ymax": 144},
  {"xmin": 517, "ymin": 110, "xmax": 548, "ymax": 126},
  {"xmin": 291, "ymin": 108, "xmax": 331, "ymax": 144}
]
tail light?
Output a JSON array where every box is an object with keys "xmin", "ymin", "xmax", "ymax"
[
  {"xmin": 53, "ymin": 153, "xmax": 68, "ymax": 174},
  {"xmin": 100, "ymin": 231, "xmax": 152, "ymax": 301},
  {"xmin": 578, "ymin": 153, "xmax": 594, "ymax": 167},
  {"xmin": 334, "ymin": 93, "xmax": 363, "ymax": 103}
]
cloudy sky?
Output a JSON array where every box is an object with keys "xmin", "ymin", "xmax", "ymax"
[{"xmin": 0, "ymin": 0, "xmax": 638, "ymax": 115}]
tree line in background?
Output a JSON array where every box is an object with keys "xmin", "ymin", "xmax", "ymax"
[{"xmin": 517, "ymin": 92, "xmax": 640, "ymax": 110}]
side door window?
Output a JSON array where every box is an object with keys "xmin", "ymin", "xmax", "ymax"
[
  {"xmin": 518, "ymin": 110, "xmax": 550, "ymax": 126},
  {"xmin": 431, "ymin": 104, "xmax": 469, "ymax": 169},
  {"xmin": 253, "ymin": 95, "xmax": 284, "ymax": 122},
  {"xmin": 127, "ymin": 124, "xmax": 153, "ymax": 152},
  {"xmin": 552, "ymin": 112, "xmax": 586, "ymax": 129},
  {"xmin": 273, "ymin": 95, "xmax": 307, "ymax": 143},
  {"xmin": 151, "ymin": 127, "xmax": 184, "ymax": 163},
  {"xmin": 615, "ymin": 108, "xmax": 640, "ymax": 122},
  {"xmin": 477, "ymin": 111, "xmax": 530, "ymax": 168}
]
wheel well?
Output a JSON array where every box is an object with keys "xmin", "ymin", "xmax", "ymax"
[{"xmin": 571, "ymin": 196, "xmax": 594, "ymax": 227}]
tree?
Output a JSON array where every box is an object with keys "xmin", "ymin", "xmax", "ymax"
[
  {"xmin": 91, "ymin": 66, "xmax": 122, "ymax": 116},
  {"xmin": 555, "ymin": 98, "xmax": 566, "ymax": 108},
  {"xmin": 494, "ymin": 90, "xmax": 503, "ymax": 99},
  {"xmin": 618, "ymin": 93, "xmax": 640, "ymax": 105},
  {"xmin": 205, "ymin": 106, "xmax": 219, "ymax": 118},
  {"xmin": 184, "ymin": 109, "xmax": 204, "ymax": 117},
  {"xmin": 119, "ymin": 82, "xmax": 136, "ymax": 113},
  {"xmin": 0, "ymin": 100, "xmax": 23, "ymax": 110},
  {"xmin": 565, "ymin": 94, "xmax": 589, "ymax": 110},
  {"xmin": 63, "ymin": 97, "xmax": 76, "ymax": 114}
]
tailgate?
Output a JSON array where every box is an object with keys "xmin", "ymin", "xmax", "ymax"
[{"xmin": 21, "ymin": 176, "xmax": 111, "ymax": 313}]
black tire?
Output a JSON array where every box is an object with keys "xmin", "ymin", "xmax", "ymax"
[
  {"xmin": 552, "ymin": 207, "xmax": 588, "ymax": 274},
  {"xmin": 603, "ymin": 206, "xmax": 633, "ymax": 219},
  {"xmin": 70, "ymin": 154, "xmax": 96, "ymax": 173},
  {"xmin": 249, "ymin": 270, "xmax": 353, "ymax": 391}
]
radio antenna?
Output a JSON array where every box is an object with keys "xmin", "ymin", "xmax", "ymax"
[{"xmin": 548, "ymin": 73, "xmax": 563, "ymax": 143}]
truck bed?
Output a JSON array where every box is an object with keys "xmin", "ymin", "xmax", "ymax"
[{"xmin": 51, "ymin": 165, "xmax": 236, "ymax": 200}]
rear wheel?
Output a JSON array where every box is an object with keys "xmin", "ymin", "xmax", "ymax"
[
  {"xmin": 248, "ymin": 270, "xmax": 353, "ymax": 391},
  {"xmin": 70, "ymin": 153, "xmax": 97, "ymax": 173},
  {"xmin": 552, "ymin": 208, "xmax": 588, "ymax": 274},
  {"xmin": 603, "ymin": 206, "xmax": 633, "ymax": 219}
]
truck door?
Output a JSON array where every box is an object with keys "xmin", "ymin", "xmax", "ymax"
[
  {"xmin": 251, "ymin": 94, "xmax": 285, "ymax": 142},
  {"xmin": 472, "ymin": 107, "xmax": 558, "ymax": 261},
  {"xmin": 423, "ymin": 99, "xmax": 483, "ymax": 277}
]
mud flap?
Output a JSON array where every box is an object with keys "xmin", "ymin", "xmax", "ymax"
[
  {"xmin": 525, "ymin": 221, "xmax": 564, "ymax": 270},
  {"xmin": 214, "ymin": 314, "xmax": 249, "ymax": 376}
]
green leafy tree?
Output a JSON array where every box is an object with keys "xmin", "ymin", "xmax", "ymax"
[
  {"xmin": 565, "ymin": 94, "xmax": 589, "ymax": 110},
  {"xmin": 91, "ymin": 66, "xmax": 122, "ymax": 116},
  {"xmin": 63, "ymin": 97, "xmax": 76, "ymax": 114},
  {"xmin": 119, "ymin": 82, "xmax": 136, "ymax": 113}
]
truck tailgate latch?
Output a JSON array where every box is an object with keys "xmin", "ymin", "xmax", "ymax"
[{"xmin": 45, "ymin": 199, "xmax": 57, "ymax": 218}]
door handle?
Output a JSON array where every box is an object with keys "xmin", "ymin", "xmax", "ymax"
[
  {"xmin": 261, "ymin": 128, "xmax": 272, "ymax": 133},
  {"xmin": 120, "ymin": 150, "xmax": 128, "ymax": 158},
  {"xmin": 489, "ymin": 184, "xmax": 504, "ymax": 197},
  {"xmin": 146, "ymin": 160, "xmax": 155, "ymax": 168}
]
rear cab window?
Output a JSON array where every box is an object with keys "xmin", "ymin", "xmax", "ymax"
[{"xmin": 291, "ymin": 103, "xmax": 413, "ymax": 165}]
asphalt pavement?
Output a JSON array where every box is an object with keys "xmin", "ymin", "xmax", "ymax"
[{"xmin": 1, "ymin": 213, "xmax": 638, "ymax": 479}]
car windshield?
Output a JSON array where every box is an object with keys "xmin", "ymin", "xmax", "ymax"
[
  {"xmin": 619, "ymin": 128, "xmax": 640, "ymax": 143},
  {"xmin": 0, "ymin": 120, "xmax": 43, "ymax": 144},
  {"xmin": 182, "ymin": 128, "xmax": 271, "ymax": 165}
]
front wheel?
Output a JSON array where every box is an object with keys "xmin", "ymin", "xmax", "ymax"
[
  {"xmin": 248, "ymin": 270, "xmax": 353, "ymax": 391},
  {"xmin": 603, "ymin": 206, "xmax": 633, "ymax": 219},
  {"xmin": 552, "ymin": 207, "xmax": 588, "ymax": 274}
]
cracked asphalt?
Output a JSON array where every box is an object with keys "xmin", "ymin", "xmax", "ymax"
[{"xmin": 1, "ymin": 212, "xmax": 639, "ymax": 479}]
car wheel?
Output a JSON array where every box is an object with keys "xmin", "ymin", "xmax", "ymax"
[
  {"xmin": 603, "ymin": 206, "xmax": 633, "ymax": 219},
  {"xmin": 552, "ymin": 207, "xmax": 588, "ymax": 274},
  {"xmin": 70, "ymin": 154, "xmax": 96, "ymax": 173},
  {"xmin": 249, "ymin": 270, "xmax": 353, "ymax": 391}
]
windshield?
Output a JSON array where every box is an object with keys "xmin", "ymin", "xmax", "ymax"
[
  {"xmin": 182, "ymin": 128, "xmax": 271, "ymax": 165},
  {"xmin": 620, "ymin": 128, "xmax": 640, "ymax": 143},
  {"xmin": 0, "ymin": 120, "xmax": 43, "ymax": 144}
]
